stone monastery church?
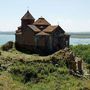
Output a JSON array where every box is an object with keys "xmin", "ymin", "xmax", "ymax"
[{"xmin": 15, "ymin": 10, "xmax": 70, "ymax": 53}]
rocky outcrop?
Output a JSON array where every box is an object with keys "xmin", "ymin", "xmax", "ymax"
[
  {"xmin": 1, "ymin": 41, "xmax": 13, "ymax": 51},
  {"xmin": 53, "ymin": 48, "xmax": 83, "ymax": 75},
  {"xmin": 0, "ymin": 43, "xmax": 83, "ymax": 76}
]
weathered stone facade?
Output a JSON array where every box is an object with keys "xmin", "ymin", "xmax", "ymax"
[{"xmin": 15, "ymin": 10, "xmax": 70, "ymax": 54}]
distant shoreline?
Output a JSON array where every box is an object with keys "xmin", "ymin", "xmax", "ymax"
[
  {"xmin": 0, "ymin": 32, "xmax": 15, "ymax": 35},
  {"xmin": 69, "ymin": 32, "xmax": 90, "ymax": 38},
  {"xmin": 70, "ymin": 34, "xmax": 90, "ymax": 38},
  {"xmin": 70, "ymin": 35, "xmax": 90, "ymax": 38},
  {"xmin": 0, "ymin": 31, "xmax": 90, "ymax": 38}
]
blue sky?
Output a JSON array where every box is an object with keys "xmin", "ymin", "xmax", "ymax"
[{"xmin": 0, "ymin": 0, "xmax": 90, "ymax": 32}]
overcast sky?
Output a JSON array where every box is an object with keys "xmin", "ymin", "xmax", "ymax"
[{"xmin": 0, "ymin": 0, "xmax": 90, "ymax": 32}]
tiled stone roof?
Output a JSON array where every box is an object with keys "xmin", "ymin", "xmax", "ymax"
[
  {"xmin": 34, "ymin": 17, "xmax": 50, "ymax": 25},
  {"xmin": 21, "ymin": 10, "xmax": 35, "ymax": 20}
]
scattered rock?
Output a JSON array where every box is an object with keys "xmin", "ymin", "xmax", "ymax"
[
  {"xmin": 53, "ymin": 47, "xmax": 83, "ymax": 75},
  {"xmin": 0, "ymin": 52, "xmax": 1, "ymax": 55}
]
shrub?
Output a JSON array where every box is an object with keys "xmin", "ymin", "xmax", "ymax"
[
  {"xmin": 23, "ymin": 69, "xmax": 38, "ymax": 83},
  {"xmin": 50, "ymin": 56, "xmax": 66, "ymax": 67},
  {"xmin": 70, "ymin": 45, "xmax": 90, "ymax": 64},
  {"xmin": 9, "ymin": 61, "xmax": 59, "ymax": 84},
  {"xmin": 57, "ymin": 67, "xmax": 68, "ymax": 74},
  {"xmin": 86, "ymin": 64, "xmax": 90, "ymax": 74}
]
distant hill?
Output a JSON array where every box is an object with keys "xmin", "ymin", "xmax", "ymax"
[
  {"xmin": 0, "ymin": 31, "xmax": 15, "ymax": 35},
  {"xmin": 0, "ymin": 31, "xmax": 90, "ymax": 38},
  {"xmin": 68, "ymin": 32, "xmax": 90, "ymax": 38},
  {"xmin": 69, "ymin": 32, "xmax": 90, "ymax": 35}
]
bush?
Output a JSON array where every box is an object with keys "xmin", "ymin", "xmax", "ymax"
[
  {"xmin": 57, "ymin": 67, "xmax": 68, "ymax": 74},
  {"xmin": 23, "ymin": 69, "xmax": 38, "ymax": 83},
  {"xmin": 70, "ymin": 45, "xmax": 90, "ymax": 64},
  {"xmin": 8, "ymin": 58, "xmax": 68, "ymax": 85}
]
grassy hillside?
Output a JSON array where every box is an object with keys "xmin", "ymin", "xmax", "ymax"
[
  {"xmin": 0, "ymin": 45, "xmax": 90, "ymax": 90},
  {"xmin": 70, "ymin": 45, "xmax": 90, "ymax": 64}
]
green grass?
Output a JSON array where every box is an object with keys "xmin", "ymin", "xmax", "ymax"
[
  {"xmin": 70, "ymin": 44, "xmax": 90, "ymax": 64},
  {"xmin": 0, "ymin": 45, "xmax": 90, "ymax": 90}
]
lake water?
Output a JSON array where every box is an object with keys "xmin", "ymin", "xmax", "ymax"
[
  {"xmin": 70, "ymin": 38, "xmax": 90, "ymax": 45},
  {"xmin": 0, "ymin": 34, "xmax": 90, "ymax": 45},
  {"xmin": 0, "ymin": 34, "xmax": 15, "ymax": 45}
]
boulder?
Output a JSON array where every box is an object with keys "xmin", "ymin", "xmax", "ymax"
[{"xmin": 1, "ymin": 41, "xmax": 13, "ymax": 51}]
